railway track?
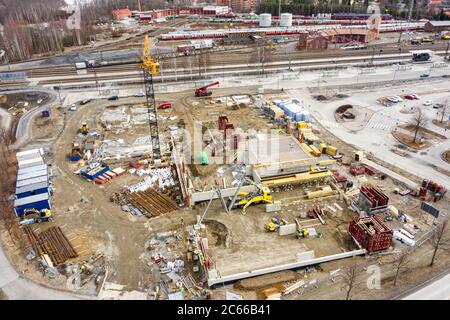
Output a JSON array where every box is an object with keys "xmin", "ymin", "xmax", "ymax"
[
  {"xmin": 2, "ymin": 42, "xmax": 449, "ymax": 79},
  {"xmin": 35, "ymin": 55, "xmax": 418, "ymax": 86}
]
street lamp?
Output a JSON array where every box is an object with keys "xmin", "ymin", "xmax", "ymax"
[{"xmin": 393, "ymin": 66, "xmax": 398, "ymax": 81}]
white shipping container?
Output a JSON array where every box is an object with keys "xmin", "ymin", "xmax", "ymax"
[
  {"xmin": 16, "ymin": 148, "xmax": 44, "ymax": 161},
  {"xmin": 18, "ymin": 157, "xmax": 44, "ymax": 169},
  {"xmin": 75, "ymin": 62, "xmax": 87, "ymax": 69}
]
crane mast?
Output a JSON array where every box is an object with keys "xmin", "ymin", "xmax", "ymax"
[{"xmin": 141, "ymin": 35, "xmax": 161, "ymax": 162}]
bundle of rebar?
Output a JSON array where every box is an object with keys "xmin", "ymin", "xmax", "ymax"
[{"xmin": 23, "ymin": 226, "xmax": 78, "ymax": 266}]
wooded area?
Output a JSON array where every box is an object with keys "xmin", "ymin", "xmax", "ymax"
[{"xmin": 0, "ymin": 0, "xmax": 167, "ymax": 62}]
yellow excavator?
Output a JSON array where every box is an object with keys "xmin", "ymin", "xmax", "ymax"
[
  {"xmin": 229, "ymin": 182, "xmax": 272, "ymax": 214},
  {"xmin": 80, "ymin": 122, "xmax": 89, "ymax": 135},
  {"xmin": 21, "ymin": 208, "xmax": 53, "ymax": 224}
]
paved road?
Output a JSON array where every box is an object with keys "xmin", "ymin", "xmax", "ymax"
[
  {"xmin": 0, "ymin": 242, "xmax": 83, "ymax": 299},
  {"xmin": 403, "ymin": 273, "xmax": 450, "ymax": 300},
  {"xmin": 0, "ymin": 88, "xmax": 58, "ymax": 148}
]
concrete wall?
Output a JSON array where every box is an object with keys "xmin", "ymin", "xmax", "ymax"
[{"xmin": 207, "ymin": 249, "xmax": 366, "ymax": 286}]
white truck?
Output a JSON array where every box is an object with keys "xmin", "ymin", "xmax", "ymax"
[{"xmin": 75, "ymin": 62, "xmax": 87, "ymax": 69}]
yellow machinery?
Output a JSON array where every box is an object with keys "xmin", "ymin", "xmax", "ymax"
[
  {"xmin": 319, "ymin": 143, "xmax": 327, "ymax": 154},
  {"xmin": 266, "ymin": 217, "xmax": 286, "ymax": 232},
  {"xmin": 80, "ymin": 122, "xmax": 89, "ymax": 135},
  {"xmin": 327, "ymin": 145, "xmax": 338, "ymax": 156},
  {"xmin": 141, "ymin": 35, "xmax": 162, "ymax": 161},
  {"xmin": 309, "ymin": 144, "xmax": 321, "ymax": 157},
  {"xmin": 442, "ymin": 34, "xmax": 450, "ymax": 40},
  {"xmin": 229, "ymin": 183, "xmax": 272, "ymax": 214},
  {"xmin": 22, "ymin": 208, "xmax": 52, "ymax": 223},
  {"xmin": 297, "ymin": 121, "xmax": 308, "ymax": 129}
]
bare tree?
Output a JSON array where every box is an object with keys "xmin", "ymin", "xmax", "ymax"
[
  {"xmin": 343, "ymin": 265, "xmax": 357, "ymax": 300},
  {"xmin": 411, "ymin": 108, "xmax": 428, "ymax": 143},
  {"xmin": 249, "ymin": 38, "xmax": 273, "ymax": 77},
  {"xmin": 0, "ymin": 127, "xmax": 20, "ymax": 245},
  {"xmin": 430, "ymin": 220, "xmax": 450, "ymax": 267},
  {"xmin": 393, "ymin": 250, "xmax": 411, "ymax": 287},
  {"xmin": 439, "ymin": 100, "xmax": 448, "ymax": 124},
  {"xmin": 196, "ymin": 49, "xmax": 210, "ymax": 79}
]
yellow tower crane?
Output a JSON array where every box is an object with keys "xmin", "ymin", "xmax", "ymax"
[{"xmin": 141, "ymin": 35, "xmax": 161, "ymax": 161}]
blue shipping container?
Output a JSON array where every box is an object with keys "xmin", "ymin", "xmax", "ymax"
[{"xmin": 14, "ymin": 193, "xmax": 51, "ymax": 217}]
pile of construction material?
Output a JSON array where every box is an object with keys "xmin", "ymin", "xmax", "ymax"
[
  {"xmin": 348, "ymin": 215, "xmax": 393, "ymax": 253},
  {"xmin": 111, "ymin": 188, "xmax": 179, "ymax": 217},
  {"xmin": 80, "ymin": 164, "xmax": 125, "ymax": 185},
  {"xmin": 23, "ymin": 225, "xmax": 78, "ymax": 267},
  {"xmin": 419, "ymin": 179, "xmax": 446, "ymax": 201},
  {"xmin": 357, "ymin": 186, "xmax": 389, "ymax": 214},
  {"xmin": 62, "ymin": 254, "xmax": 107, "ymax": 294},
  {"xmin": 142, "ymin": 230, "xmax": 209, "ymax": 300},
  {"xmin": 273, "ymin": 99, "xmax": 310, "ymax": 122},
  {"xmin": 127, "ymin": 167, "xmax": 175, "ymax": 192},
  {"xmin": 297, "ymin": 121, "xmax": 319, "ymax": 142}
]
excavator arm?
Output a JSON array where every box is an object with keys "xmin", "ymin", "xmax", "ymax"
[{"xmin": 242, "ymin": 197, "xmax": 272, "ymax": 214}]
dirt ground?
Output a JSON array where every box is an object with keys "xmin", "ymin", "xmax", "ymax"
[
  {"xmin": 4, "ymin": 84, "xmax": 449, "ymax": 300},
  {"xmin": 442, "ymin": 150, "xmax": 450, "ymax": 164},
  {"xmin": 432, "ymin": 119, "xmax": 450, "ymax": 129},
  {"xmin": 392, "ymin": 130, "xmax": 432, "ymax": 150}
]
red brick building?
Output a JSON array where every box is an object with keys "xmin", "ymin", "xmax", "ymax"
[
  {"xmin": 297, "ymin": 32, "xmax": 329, "ymax": 51},
  {"xmin": 112, "ymin": 9, "xmax": 132, "ymax": 20},
  {"xmin": 321, "ymin": 28, "xmax": 378, "ymax": 44}
]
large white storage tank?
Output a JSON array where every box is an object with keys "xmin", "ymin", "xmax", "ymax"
[
  {"xmin": 259, "ymin": 13, "xmax": 272, "ymax": 27},
  {"xmin": 280, "ymin": 13, "xmax": 293, "ymax": 27}
]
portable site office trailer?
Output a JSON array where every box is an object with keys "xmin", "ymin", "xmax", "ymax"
[
  {"xmin": 16, "ymin": 148, "xmax": 44, "ymax": 162},
  {"xmin": 17, "ymin": 164, "xmax": 48, "ymax": 176},
  {"xmin": 17, "ymin": 156, "xmax": 44, "ymax": 169},
  {"xmin": 14, "ymin": 193, "xmax": 51, "ymax": 217},
  {"xmin": 16, "ymin": 175, "xmax": 48, "ymax": 188},
  {"xmin": 17, "ymin": 168, "xmax": 49, "ymax": 182},
  {"xmin": 15, "ymin": 181, "xmax": 49, "ymax": 199}
]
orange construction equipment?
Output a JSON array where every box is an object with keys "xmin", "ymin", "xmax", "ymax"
[{"xmin": 195, "ymin": 81, "xmax": 219, "ymax": 97}]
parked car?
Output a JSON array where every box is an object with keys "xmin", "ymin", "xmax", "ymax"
[
  {"xmin": 433, "ymin": 103, "xmax": 444, "ymax": 109},
  {"xmin": 387, "ymin": 97, "xmax": 400, "ymax": 103},
  {"xmin": 80, "ymin": 99, "xmax": 91, "ymax": 105},
  {"xmin": 412, "ymin": 94, "xmax": 421, "ymax": 100},
  {"xmin": 423, "ymin": 100, "xmax": 433, "ymax": 106},
  {"xmin": 158, "ymin": 101, "xmax": 172, "ymax": 109},
  {"xmin": 420, "ymin": 73, "xmax": 429, "ymax": 78},
  {"xmin": 393, "ymin": 96, "xmax": 403, "ymax": 102},
  {"xmin": 107, "ymin": 95, "xmax": 119, "ymax": 101},
  {"xmin": 134, "ymin": 92, "xmax": 145, "ymax": 97},
  {"xmin": 404, "ymin": 95, "xmax": 415, "ymax": 100},
  {"xmin": 69, "ymin": 104, "xmax": 77, "ymax": 111}
]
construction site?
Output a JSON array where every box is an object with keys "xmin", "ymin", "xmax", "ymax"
[{"xmin": 1, "ymin": 2, "xmax": 450, "ymax": 301}]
